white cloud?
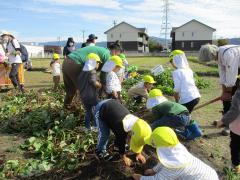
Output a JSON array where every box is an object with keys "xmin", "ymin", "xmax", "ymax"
[{"xmin": 37, "ymin": 0, "xmax": 121, "ymax": 9}]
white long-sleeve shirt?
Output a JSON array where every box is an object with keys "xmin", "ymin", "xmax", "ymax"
[
  {"xmin": 218, "ymin": 45, "xmax": 240, "ymax": 87},
  {"xmin": 106, "ymin": 71, "xmax": 121, "ymax": 93},
  {"xmin": 6, "ymin": 39, "xmax": 22, "ymax": 64}
]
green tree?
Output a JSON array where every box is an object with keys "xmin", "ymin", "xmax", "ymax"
[
  {"xmin": 149, "ymin": 40, "xmax": 163, "ymax": 52},
  {"xmin": 217, "ymin": 39, "xmax": 228, "ymax": 46}
]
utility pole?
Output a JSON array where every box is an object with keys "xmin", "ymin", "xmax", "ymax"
[
  {"xmin": 160, "ymin": 0, "xmax": 171, "ymax": 50},
  {"xmin": 81, "ymin": 30, "xmax": 85, "ymax": 43}
]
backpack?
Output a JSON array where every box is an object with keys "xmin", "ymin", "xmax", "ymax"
[{"xmin": 10, "ymin": 41, "xmax": 29, "ymax": 62}]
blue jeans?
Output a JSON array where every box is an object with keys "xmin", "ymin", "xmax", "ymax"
[
  {"xmin": 151, "ymin": 113, "xmax": 191, "ymax": 130},
  {"xmin": 95, "ymin": 99, "xmax": 111, "ymax": 151},
  {"xmin": 83, "ymin": 103, "xmax": 96, "ymax": 129}
]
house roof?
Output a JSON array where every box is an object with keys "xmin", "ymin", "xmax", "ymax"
[
  {"xmin": 104, "ymin": 21, "xmax": 148, "ymax": 36},
  {"xmin": 171, "ymin": 19, "xmax": 216, "ymax": 32}
]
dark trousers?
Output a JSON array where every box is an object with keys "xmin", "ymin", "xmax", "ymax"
[
  {"xmin": 182, "ymin": 98, "xmax": 200, "ymax": 113},
  {"xmin": 9, "ymin": 63, "xmax": 21, "ymax": 88},
  {"xmin": 230, "ymin": 131, "xmax": 240, "ymax": 166},
  {"xmin": 53, "ymin": 76, "xmax": 60, "ymax": 90},
  {"xmin": 62, "ymin": 58, "xmax": 82, "ymax": 106}
]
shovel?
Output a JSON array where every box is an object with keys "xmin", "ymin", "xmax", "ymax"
[{"xmin": 193, "ymin": 96, "xmax": 221, "ymax": 111}]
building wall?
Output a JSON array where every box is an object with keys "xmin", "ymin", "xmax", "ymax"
[
  {"xmin": 107, "ymin": 41, "xmax": 138, "ymax": 51},
  {"xmin": 106, "ymin": 23, "xmax": 139, "ymax": 42},
  {"xmin": 24, "ymin": 45, "xmax": 44, "ymax": 58},
  {"xmin": 174, "ymin": 40, "xmax": 212, "ymax": 51},
  {"xmin": 175, "ymin": 21, "xmax": 214, "ymax": 41}
]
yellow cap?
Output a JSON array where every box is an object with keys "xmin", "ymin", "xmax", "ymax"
[
  {"xmin": 130, "ymin": 119, "xmax": 152, "ymax": 153},
  {"xmin": 144, "ymin": 127, "xmax": 179, "ymax": 148},
  {"xmin": 53, "ymin": 53, "xmax": 60, "ymax": 60},
  {"xmin": 87, "ymin": 53, "xmax": 101, "ymax": 62},
  {"xmin": 143, "ymin": 75, "xmax": 156, "ymax": 84},
  {"xmin": 169, "ymin": 50, "xmax": 184, "ymax": 60},
  {"xmin": 110, "ymin": 55, "xmax": 124, "ymax": 68},
  {"xmin": 149, "ymin": 89, "xmax": 163, "ymax": 98}
]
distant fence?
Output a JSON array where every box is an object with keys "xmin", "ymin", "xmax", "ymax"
[{"xmin": 125, "ymin": 51, "xmax": 199, "ymax": 57}]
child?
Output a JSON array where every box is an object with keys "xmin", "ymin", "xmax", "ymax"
[
  {"xmin": 146, "ymin": 89, "xmax": 202, "ymax": 140},
  {"xmin": 94, "ymin": 99, "xmax": 152, "ymax": 166},
  {"xmin": 105, "ymin": 55, "xmax": 123, "ymax": 100},
  {"xmin": 118, "ymin": 53, "xmax": 129, "ymax": 81},
  {"xmin": 78, "ymin": 53, "xmax": 102, "ymax": 131},
  {"xmin": 133, "ymin": 127, "xmax": 219, "ymax": 180},
  {"xmin": 50, "ymin": 53, "xmax": 61, "ymax": 90},
  {"xmin": 170, "ymin": 50, "xmax": 201, "ymax": 113},
  {"xmin": 128, "ymin": 75, "xmax": 155, "ymax": 103},
  {"xmin": 216, "ymin": 86, "xmax": 240, "ymax": 174}
]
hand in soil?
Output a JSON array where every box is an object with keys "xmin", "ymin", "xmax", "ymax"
[
  {"xmin": 215, "ymin": 120, "xmax": 224, "ymax": 128},
  {"xmin": 136, "ymin": 153, "xmax": 146, "ymax": 164},
  {"xmin": 144, "ymin": 169, "xmax": 155, "ymax": 176},
  {"xmin": 133, "ymin": 173, "xmax": 142, "ymax": 180},
  {"xmin": 122, "ymin": 155, "xmax": 133, "ymax": 166}
]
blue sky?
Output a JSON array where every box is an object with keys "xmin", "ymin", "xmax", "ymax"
[{"xmin": 0, "ymin": 0, "xmax": 239, "ymax": 42}]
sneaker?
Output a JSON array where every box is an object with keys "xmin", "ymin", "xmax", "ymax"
[
  {"xmin": 221, "ymin": 127, "xmax": 230, "ymax": 136},
  {"xmin": 96, "ymin": 150, "xmax": 113, "ymax": 161},
  {"xmin": 112, "ymin": 144, "xmax": 130, "ymax": 152},
  {"xmin": 234, "ymin": 165, "xmax": 240, "ymax": 174}
]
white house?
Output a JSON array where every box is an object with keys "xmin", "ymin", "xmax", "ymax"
[
  {"xmin": 170, "ymin": 19, "xmax": 216, "ymax": 51},
  {"xmin": 22, "ymin": 43, "xmax": 45, "ymax": 58},
  {"xmin": 105, "ymin": 22, "xmax": 149, "ymax": 53}
]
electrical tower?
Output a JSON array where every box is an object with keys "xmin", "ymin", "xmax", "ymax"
[{"xmin": 160, "ymin": 0, "xmax": 171, "ymax": 50}]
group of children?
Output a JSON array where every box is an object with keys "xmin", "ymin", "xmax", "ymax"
[{"xmin": 50, "ymin": 47, "xmax": 239, "ymax": 178}]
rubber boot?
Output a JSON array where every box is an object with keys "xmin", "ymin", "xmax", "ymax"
[{"xmin": 185, "ymin": 121, "xmax": 202, "ymax": 140}]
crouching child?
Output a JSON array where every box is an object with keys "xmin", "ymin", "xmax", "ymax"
[
  {"xmin": 146, "ymin": 89, "xmax": 202, "ymax": 140},
  {"xmin": 94, "ymin": 99, "xmax": 152, "ymax": 166},
  {"xmin": 128, "ymin": 75, "xmax": 156, "ymax": 103},
  {"xmin": 133, "ymin": 127, "xmax": 219, "ymax": 180}
]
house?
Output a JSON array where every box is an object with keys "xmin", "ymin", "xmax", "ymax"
[
  {"xmin": 22, "ymin": 44, "xmax": 45, "ymax": 58},
  {"xmin": 104, "ymin": 22, "xmax": 149, "ymax": 53},
  {"xmin": 170, "ymin": 19, "xmax": 216, "ymax": 51}
]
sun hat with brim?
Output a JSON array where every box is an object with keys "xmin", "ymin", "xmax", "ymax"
[
  {"xmin": 146, "ymin": 89, "xmax": 167, "ymax": 109},
  {"xmin": 145, "ymin": 127, "xmax": 191, "ymax": 169},
  {"xmin": 172, "ymin": 53, "xmax": 189, "ymax": 69},
  {"xmin": 101, "ymin": 60, "xmax": 116, "ymax": 72},
  {"xmin": 143, "ymin": 75, "xmax": 156, "ymax": 84},
  {"xmin": 87, "ymin": 53, "xmax": 101, "ymax": 62},
  {"xmin": 83, "ymin": 53, "xmax": 101, "ymax": 71},
  {"xmin": 53, "ymin": 53, "xmax": 60, "ymax": 60},
  {"xmin": 111, "ymin": 55, "xmax": 124, "ymax": 68},
  {"xmin": 130, "ymin": 119, "xmax": 152, "ymax": 153},
  {"xmin": 169, "ymin": 50, "xmax": 184, "ymax": 60},
  {"xmin": 0, "ymin": 31, "xmax": 14, "ymax": 37}
]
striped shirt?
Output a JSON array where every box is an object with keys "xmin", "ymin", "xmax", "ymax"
[{"xmin": 140, "ymin": 154, "xmax": 219, "ymax": 180}]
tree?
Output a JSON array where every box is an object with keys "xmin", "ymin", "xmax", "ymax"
[
  {"xmin": 149, "ymin": 40, "xmax": 163, "ymax": 52},
  {"xmin": 217, "ymin": 39, "xmax": 228, "ymax": 47}
]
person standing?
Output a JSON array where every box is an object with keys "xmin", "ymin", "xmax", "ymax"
[
  {"xmin": 63, "ymin": 37, "xmax": 75, "ymax": 60},
  {"xmin": 1, "ymin": 31, "xmax": 24, "ymax": 93},
  {"xmin": 199, "ymin": 44, "xmax": 240, "ymax": 135},
  {"xmin": 50, "ymin": 53, "xmax": 61, "ymax": 90},
  {"xmin": 86, "ymin": 34, "xmax": 98, "ymax": 46}
]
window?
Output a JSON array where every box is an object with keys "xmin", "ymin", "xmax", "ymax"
[
  {"xmin": 119, "ymin": 33, "xmax": 122, "ymax": 38},
  {"xmin": 181, "ymin": 42, "xmax": 185, "ymax": 48},
  {"xmin": 192, "ymin": 32, "xmax": 194, "ymax": 37},
  {"xmin": 111, "ymin": 34, "xmax": 113, "ymax": 38},
  {"xmin": 191, "ymin": 42, "xmax": 194, "ymax": 48},
  {"xmin": 182, "ymin": 32, "xmax": 184, "ymax": 37}
]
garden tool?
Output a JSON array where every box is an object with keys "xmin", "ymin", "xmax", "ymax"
[{"xmin": 193, "ymin": 96, "xmax": 221, "ymax": 111}]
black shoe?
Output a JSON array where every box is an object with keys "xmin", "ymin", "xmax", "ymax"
[{"xmin": 96, "ymin": 150, "xmax": 113, "ymax": 161}]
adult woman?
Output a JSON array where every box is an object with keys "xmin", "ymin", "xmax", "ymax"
[
  {"xmin": 0, "ymin": 31, "xmax": 24, "ymax": 93},
  {"xmin": 199, "ymin": 44, "xmax": 240, "ymax": 135},
  {"xmin": 63, "ymin": 37, "xmax": 76, "ymax": 60},
  {"xmin": 62, "ymin": 41, "xmax": 122, "ymax": 108}
]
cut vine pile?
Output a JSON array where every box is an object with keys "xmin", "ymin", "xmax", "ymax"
[{"xmin": 0, "ymin": 70, "xmax": 211, "ymax": 179}]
